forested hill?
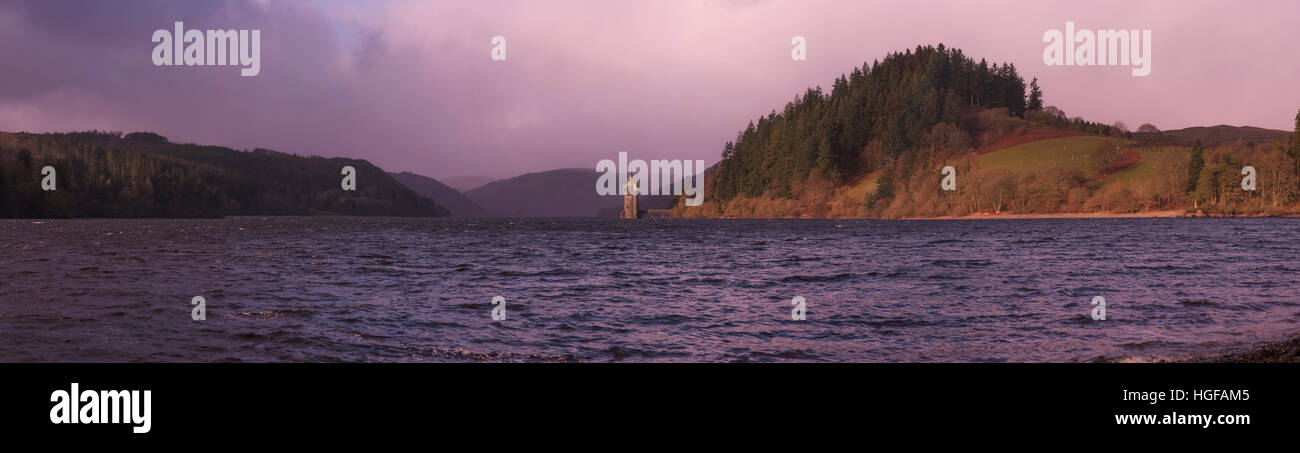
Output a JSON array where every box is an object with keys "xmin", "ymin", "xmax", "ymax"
[
  {"xmin": 677, "ymin": 43, "xmax": 1300, "ymax": 219},
  {"xmin": 710, "ymin": 44, "xmax": 1053, "ymax": 204},
  {"xmin": 0, "ymin": 131, "xmax": 447, "ymax": 218}
]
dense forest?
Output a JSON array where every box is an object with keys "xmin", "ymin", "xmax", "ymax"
[
  {"xmin": 0, "ymin": 131, "xmax": 446, "ymax": 217},
  {"xmin": 689, "ymin": 44, "xmax": 1300, "ymax": 218}
]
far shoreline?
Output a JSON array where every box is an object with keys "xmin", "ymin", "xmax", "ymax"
[
  {"xmin": 7, "ymin": 210, "xmax": 1300, "ymax": 220},
  {"xmin": 904, "ymin": 210, "xmax": 1188, "ymax": 220},
  {"xmin": 688, "ymin": 209, "xmax": 1300, "ymax": 220}
]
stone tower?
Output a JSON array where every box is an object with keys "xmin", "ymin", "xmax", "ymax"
[{"xmin": 622, "ymin": 176, "xmax": 639, "ymax": 219}]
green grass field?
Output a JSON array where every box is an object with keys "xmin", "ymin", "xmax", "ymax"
[
  {"xmin": 976, "ymin": 135, "xmax": 1127, "ymax": 178},
  {"xmin": 976, "ymin": 136, "xmax": 1190, "ymax": 192}
]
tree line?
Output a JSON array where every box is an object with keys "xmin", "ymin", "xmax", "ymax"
[{"xmin": 1180, "ymin": 111, "xmax": 1300, "ymax": 215}]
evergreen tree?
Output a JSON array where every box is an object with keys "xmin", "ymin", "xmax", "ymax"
[
  {"xmin": 1187, "ymin": 138, "xmax": 1205, "ymax": 193},
  {"xmin": 1002, "ymin": 63, "xmax": 1027, "ymax": 117},
  {"xmin": 1291, "ymin": 108, "xmax": 1300, "ymax": 184},
  {"xmin": 1027, "ymin": 77, "xmax": 1043, "ymax": 111}
]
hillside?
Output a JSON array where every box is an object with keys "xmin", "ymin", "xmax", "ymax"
[
  {"xmin": 465, "ymin": 168, "xmax": 614, "ymax": 217},
  {"xmin": 441, "ymin": 175, "xmax": 496, "ymax": 193},
  {"xmin": 676, "ymin": 111, "xmax": 1300, "ymax": 218},
  {"xmin": 465, "ymin": 168, "xmax": 677, "ymax": 217},
  {"xmin": 673, "ymin": 44, "xmax": 1300, "ymax": 218},
  {"xmin": 0, "ymin": 131, "xmax": 447, "ymax": 218},
  {"xmin": 1162, "ymin": 125, "xmax": 1291, "ymax": 147},
  {"xmin": 390, "ymin": 171, "xmax": 485, "ymax": 217}
]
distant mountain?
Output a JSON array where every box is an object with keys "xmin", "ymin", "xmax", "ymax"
[
  {"xmin": 465, "ymin": 168, "xmax": 615, "ymax": 217},
  {"xmin": 464, "ymin": 168, "xmax": 679, "ymax": 217},
  {"xmin": 389, "ymin": 171, "xmax": 485, "ymax": 217},
  {"xmin": 1162, "ymin": 125, "xmax": 1291, "ymax": 147},
  {"xmin": 0, "ymin": 130, "xmax": 446, "ymax": 218},
  {"xmin": 442, "ymin": 175, "xmax": 496, "ymax": 193}
]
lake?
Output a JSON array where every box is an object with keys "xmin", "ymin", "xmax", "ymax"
[{"xmin": 2, "ymin": 217, "xmax": 1297, "ymax": 362}]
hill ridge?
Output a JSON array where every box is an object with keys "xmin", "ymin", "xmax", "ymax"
[{"xmin": 0, "ymin": 130, "xmax": 447, "ymax": 218}]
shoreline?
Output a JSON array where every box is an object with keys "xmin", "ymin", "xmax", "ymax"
[
  {"xmin": 903, "ymin": 210, "xmax": 1187, "ymax": 220},
  {"xmin": 1206, "ymin": 333, "xmax": 1300, "ymax": 363},
  {"xmin": 694, "ymin": 210, "xmax": 1300, "ymax": 220},
  {"xmin": 1102, "ymin": 332, "xmax": 1300, "ymax": 363},
  {"xmin": 7, "ymin": 210, "xmax": 1300, "ymax": 220}
]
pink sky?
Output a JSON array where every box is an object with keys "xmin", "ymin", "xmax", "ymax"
[{"xmin": 0, "ymin": 0, "xmax": 1297, "ymax": 179}]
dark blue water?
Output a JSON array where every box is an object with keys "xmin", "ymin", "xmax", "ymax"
[{"xmin": 2, "ymin": 217, "xmax": 1298, "ymax": 362}]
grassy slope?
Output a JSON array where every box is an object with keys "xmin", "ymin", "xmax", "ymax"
[
  {"xmin": 1105, "ymin": 146, "xmax": 1189, "ymax": 187},
  {"xmin": 688, "ymin": 132, "xmax": 1193, "ymax": 218},
  {"xmin": 976, "ymin": 136, "xmax": 1123, "ymax": 178},
  {"xmin": 978, "ymin": 137, "xmax": 1192, "ymax": 193},
  {"xmin": 683, "ymin": 122, "xmax": 1298, "ymax": 218},
  {"xmin": 842, "ymin": 172, "xmax": 880, "ymax": 202}
]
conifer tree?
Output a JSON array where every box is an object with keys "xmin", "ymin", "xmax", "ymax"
[
  {"xmin": 1290, "ymin": 109, "xmax": 1300, "ymax": 184},
  {"xmin": 1027, "ymin": 77, "xmax": 1043, "ymax": 111},
  {"xmin": 1187, "ymin": 138, "xmax": 1205, "ymax": 194}
]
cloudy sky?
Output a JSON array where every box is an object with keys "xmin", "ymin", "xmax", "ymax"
[{"xmin": 1, "ymin": 0, "xmax": 1297, "ymax": 179}]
